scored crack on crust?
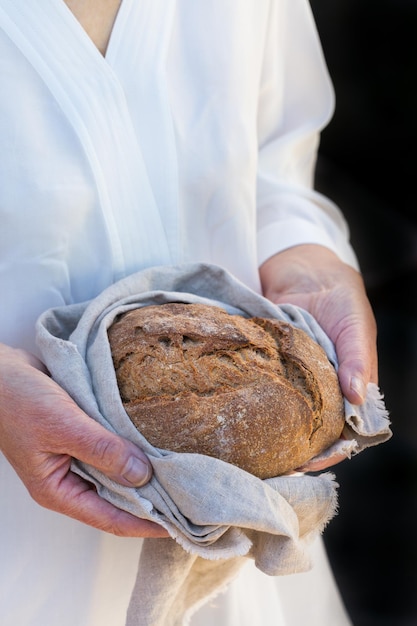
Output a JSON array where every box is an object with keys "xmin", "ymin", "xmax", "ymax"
[{"xmin": 108, "ymin": 302, "xmax": 345, "ymax": 478}]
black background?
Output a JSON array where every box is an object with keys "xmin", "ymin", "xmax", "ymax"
[{"xmin": 310, "ymin": 2, "xmax": 417, "ymax": 625}]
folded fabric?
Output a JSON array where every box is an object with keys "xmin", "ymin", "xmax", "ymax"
[{"xmin": 36, "ymin": 263, "xmax": 391, "ymax": 626}]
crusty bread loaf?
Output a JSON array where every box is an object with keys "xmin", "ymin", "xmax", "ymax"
[{"xmin": 108, "ymin": 302, "xmax": 345, "ymax": 478}]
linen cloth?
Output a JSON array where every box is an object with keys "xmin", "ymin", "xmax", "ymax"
[{"xmin": 36, "ymin": 263, "xmax": 391, "ymax": 626}]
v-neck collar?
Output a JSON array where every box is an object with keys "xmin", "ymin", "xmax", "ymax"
[{"xmin": 57, "ymin": 0, "xmax": 127, "ymax": 62}]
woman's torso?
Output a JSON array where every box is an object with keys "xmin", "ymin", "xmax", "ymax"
[{"xmin": 0, "ymin": 0, "xmax": 271, "ymax": 353}]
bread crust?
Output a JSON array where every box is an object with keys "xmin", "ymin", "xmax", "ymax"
[{"xmin": 108, "ymin": 302, "xmax": 345, "ymax": 478}]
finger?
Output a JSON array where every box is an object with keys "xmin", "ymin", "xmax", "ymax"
[
  {"xmin": 297, "ymin": 452, "xmax": 348, "ymax": 473},
  {"xmin": 333, "ymin": 314, "xmax": 378, "ymax": 405},
  {"xmin": 28, "ymin": 382, "xmax": 154, "ymax": 488},
  {"xmin": 4, "ymin": 358, "xmax": 154, "ymax": 488},
  {"xmin": 35, "ymin": 467, "xmax": 169, "ymax": 538},
  {"xmin": 338, "ymin": 360, "xmax": 368, "ymax": 405},
  {"xmin": 74, "ymin": 427, "xmax": 153, "ymax": 488},
  {"xmin": 52, "ymin": 404, "xmax": 154, "ymax": 488}
]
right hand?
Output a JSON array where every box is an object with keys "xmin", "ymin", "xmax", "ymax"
[
  {"xmin": 259, "ymin": 245, "xmax": 378, "ymax": 405},
  {"xmin": 0, "ymin": 343, "xmax": 168, "ymax": 538}
]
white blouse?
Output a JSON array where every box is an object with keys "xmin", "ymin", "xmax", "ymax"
[
  {"xmin": 0, "ymin": 1, "xmax": 353, "ymax": 625},
  {"xmin": 0, "ymin": 0, "xmax": 356, "ymax": 354}
]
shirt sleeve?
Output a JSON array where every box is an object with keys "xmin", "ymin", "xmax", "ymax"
[{"xmin": 256, "ymin": 0, "xmax": 359, "ymax": 270}]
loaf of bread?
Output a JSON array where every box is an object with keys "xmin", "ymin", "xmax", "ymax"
[{"xmin": 108, "ymin": 302, "xmax": 345, "ymax": 478}]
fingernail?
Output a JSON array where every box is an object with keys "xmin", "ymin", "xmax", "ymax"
[
  {"xmin": 123, "ymin": 456, "xmax": 152, "ymax": 487},
  {"xmin": 351, "ymin": 376, "xmax": 366, "ymax": 403}
]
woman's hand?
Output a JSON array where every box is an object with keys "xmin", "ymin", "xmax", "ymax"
[
  {"xmin": 0, "ymin": 343, "xmax": 168, "ymax": 538},
  {"xmin": 260, "ymin": 244, "xmax": 378, "ymax": 471},
  {"xmin": 260, "ymin": 244, "xmax": 378, "ymax": 403}
]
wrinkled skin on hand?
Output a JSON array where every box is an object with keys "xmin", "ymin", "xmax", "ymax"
[
  {"xmin": 0, "ymin": 243, "xmax": 378, "ymax": 526},
  {"xmin": 0, "ymin": 344, "xmax": 168, "ymax": 538},
  {"xmin": 259, "ymin": 244, "xmax": 378, "ymax": 472}
]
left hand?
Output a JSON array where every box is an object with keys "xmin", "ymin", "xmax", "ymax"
[
  {"xmin": 259, "ymin": 244, "xmax": 378, "ymax": 471},
  {"xmin": 0, "ymin": 344, "xmax": 169, "ymax": 538}
]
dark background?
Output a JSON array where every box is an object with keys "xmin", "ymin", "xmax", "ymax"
[{"xmin": 310, "ymin": 2, "xmax": 417, "ymax": 625}]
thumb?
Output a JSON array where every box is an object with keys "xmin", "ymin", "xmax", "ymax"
[
  {"xmin": 333, "ymin": 318, "xmax": 378, "ymax": 406},
  {"xmin": 82, "ymin": 428, "xmax": 153, "ymax": 488},
  {"xmin": 338, "ymin": 358, "xmax": 368, "ymax": 406},
  {"xmin": 1, "ymin": 345, "xmax": 153, "ymax": 489},
  {"xmin": 55, "ymin": 400, "xmax": 153, "ymax": 487}
]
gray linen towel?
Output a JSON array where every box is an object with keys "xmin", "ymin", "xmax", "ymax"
[{"xmin": 35, "ymin": 263, "xmax": 391, "ymax": 626}]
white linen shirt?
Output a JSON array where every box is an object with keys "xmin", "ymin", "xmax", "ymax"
[
  {"xmin": 0, "ymin": 2, "xmax": 354, "ymax": 625},
  {"xmin": 0, "ymin": 0, "xmax": 356, "ymax": 355}
]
